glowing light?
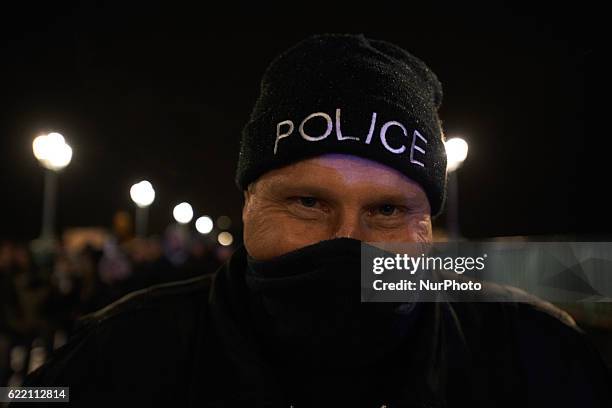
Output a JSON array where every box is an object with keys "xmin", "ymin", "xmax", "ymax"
[
  {"xmin": 217, "ymin": 215, "xmax": 232, "ymax": 230},
  {"xmin": 195, "ymin": 216, "xmax": 214, "ymax": 234},
  {"xmin": 445, "ymin": 137, "xmax": 469, "ymax": 172},
  {"xmin": 217, "ymin": 231, "xmax": 233, "ymax": 246},
  {"xmin": 32, "ymin": 132, "xmax": 73, "ymax": 171},
  {"xmin": 129, "ymin": 180, "xmax": 155, "ymax": 207},
  {"xmin": 173, "ymin": 202, "xmax": 193, "ymax": 224}
]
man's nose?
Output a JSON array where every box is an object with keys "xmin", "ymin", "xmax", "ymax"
[{"xmin": 331, "ymin": 211, "xmax": 366, "ymax": 241}]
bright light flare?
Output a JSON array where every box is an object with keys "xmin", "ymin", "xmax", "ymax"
[
  {"xmin": 217, "ymin": 231, "xmax": 233, "ymax": 246},
  {"xmin": 195, "ymin": 216, "xmax": 213, "ymax": 234},
  {"xmin": 32, "ymin": 132, "xmax": 73, "ymax": 171},
  {"xmin": 445, "ymin": 137, "xmax": 469, "ymax": 172},
  {"xmin": 130, "ymin": 180, "xmax": 155, "ymax": 207},
  {"xmin": 173, "ymin": 202, "xmax": 194, "ymax": 224}
]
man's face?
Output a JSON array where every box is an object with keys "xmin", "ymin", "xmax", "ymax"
[{"xmin": 242, "ymin": 154, "xmax": 432, "ymax": 261}]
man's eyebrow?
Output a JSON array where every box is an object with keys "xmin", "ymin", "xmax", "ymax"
[
  {"xmin": 267, "ymin": 181, "xmax": 338, "ymax": 197},
  {"xmin": 367, "ymin": 193, "xmax": 421, "ymax": 205},
  {"xmin": 266, "ymin": 180, "xmax": 423, "ymax": 204}
]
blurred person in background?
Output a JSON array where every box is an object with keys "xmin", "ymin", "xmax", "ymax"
[
  {"xmin": 0, "ymin": 241, "xmax": 51, "ymax": 387},
  {"xmin": 17, "ymin": 34, "xmax": 611, "ymax": 407},
  {"xmin": 1, "ymin": 215, "xmax": 225, "ymax": 389}
]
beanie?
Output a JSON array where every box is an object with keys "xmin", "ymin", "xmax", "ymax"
[{"xmin": 236, "ymin": 33, "xmax": 447, "ymax": 216}]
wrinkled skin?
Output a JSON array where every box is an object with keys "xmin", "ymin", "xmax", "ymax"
[{"xmin": 242, "ymin": 154, "xmax": 432, "ymax": 260}]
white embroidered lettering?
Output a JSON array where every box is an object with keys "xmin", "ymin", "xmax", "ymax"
[
  {"xmin": 299, "ymin": 112, "xmax": 333, "ymax": 141},
  {"xmin": 335, "ymin": 108, "xmax": 360, "ymax": 141},
  {"xmin": 364, "ymin": 112, "xmax": 377, "ymax": 144},
  {"xmin": 274, "ymin": 120, "xmax": 294, "ymax": 154},
  {"xmin": 380, "ymin": 121, "xmax": 408, "ymax": 154},
  {"xmin": 410, "ymin": 130, "xmax": 427, "ymax": 167},
  {"xmin": 274, "ymin": 109, "xmax": 428, "ymax": 167}
]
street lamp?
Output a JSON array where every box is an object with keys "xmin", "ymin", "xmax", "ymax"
[
  {"xmin": 129, "ymin": 180, "xmax": 155, "ymax": 237},
  {"xmin": 32, "ymin": 132, "xmax": 73, "ymax": 242},
  {"xmin": 173, "ymin": 202, "xmax": 193, "ymax": 224},
  {"xmin": 445, "ymin": 137, "xmax": 469, "ymax": 172},
  {"xmin": 444, "ymin": 137, "xmax": 469, "ymax": 240},
  {"xmin": 195, "ymin": 216, "xmax": 213, "ymax": 234},
  {"xmin": 217, "ymin": 231, "xmax": 234, "ymax": 247},
  {"xmin": 216, "ymin": 215, "xmax": 232, "ymax": 230}
]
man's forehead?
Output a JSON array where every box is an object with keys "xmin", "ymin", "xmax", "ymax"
[{"xmin": 255, "ymin": 153, "xmax": 427, "ymax": 196}]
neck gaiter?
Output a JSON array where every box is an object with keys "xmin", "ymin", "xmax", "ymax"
[{"xmin": 244, "ymin": 237, "xmax": 419, "ymax": 372}]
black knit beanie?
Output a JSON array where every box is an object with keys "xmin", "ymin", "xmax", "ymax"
[{"xmin": 236, "ymin": 33, "xmax": 447, "ymax": 216}]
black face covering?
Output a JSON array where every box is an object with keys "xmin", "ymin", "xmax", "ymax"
[
  {"xmin": 245, "ymin": 237, "xmax": 419, "ymax": 372},
  {"xmin": 209, "ymin": 237, "xmax": 451, "ymax": 406}
]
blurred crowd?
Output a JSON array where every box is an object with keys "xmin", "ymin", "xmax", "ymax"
[{"xmin": 0, "ymin": 212, "xmax": 233, "ymax": 387}]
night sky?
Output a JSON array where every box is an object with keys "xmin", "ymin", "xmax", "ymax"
[{"xmin": 0, "ymin": 3, "xmax": 603, "ymax": 241}]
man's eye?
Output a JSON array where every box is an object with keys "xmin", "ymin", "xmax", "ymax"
[
  {"xmin": 377, "ymin": 204, "xmax": 399, "ymax": 216},
  {"xmin": 298, "ymin": 197, "xmax": 318, "ymax": 208}
]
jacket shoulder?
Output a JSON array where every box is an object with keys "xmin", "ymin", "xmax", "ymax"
[
  {"xmin": 22, "ymin": 273, "xmax": 216, "ymax": 394},
  {"xmin": 448, "ymin": 285, "xmax": 610, "ymax": 406},
  {"xmin": 450, "ymin": 277, "xmax": 577, "ymax": 329},
  {"xmin": 76, "ymin": 273, "xmax": 214, "ymax": 330}
]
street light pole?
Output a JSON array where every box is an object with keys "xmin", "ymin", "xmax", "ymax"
[
  {"xmin": 130, "ymin": 180, "xmax": 155, "ymax": 238},
  {"xmin": 135, "ymin": 205, "xmax": 148, "ymax": 238},
  {"xmin": 41, "ymin": 168, "xmax": 58, "ymax": 240},
  {"xmin": 32, "ymin": 132, "xmax": 73, "ymax": 245},
  {"xmin": 172, "ymin": 201, "xmax": 194, "ymax": 241},
  {"xmin": 447, "ymin": 170, "xmax": 459, "ymax": 240},
  {"xmin": 444, "ymin": 137, "xmax": 469, "ymax": 241}
]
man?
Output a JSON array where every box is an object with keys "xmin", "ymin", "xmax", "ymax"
[{"xmin": 18, "ymin": 34, "xmax": 610, "ymax": 407}]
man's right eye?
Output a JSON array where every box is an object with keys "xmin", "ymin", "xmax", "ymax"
[{"xmin": 297, "ymin": 197, "xmax": 318, "ymax": 208}]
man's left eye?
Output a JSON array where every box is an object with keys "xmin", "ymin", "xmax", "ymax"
[{"xmin": 298, "ymin": 197, "xmax": 318, "ymax": 208}]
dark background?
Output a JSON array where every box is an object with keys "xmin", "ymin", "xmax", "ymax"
[{"xmin": 0, "ymin": 2, "xmax": 604, "ymax": 241}]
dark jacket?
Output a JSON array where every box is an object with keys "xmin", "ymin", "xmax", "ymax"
[{"xmin": 17, "ymin": 246, "xmax": 611, "ymax": 407}]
